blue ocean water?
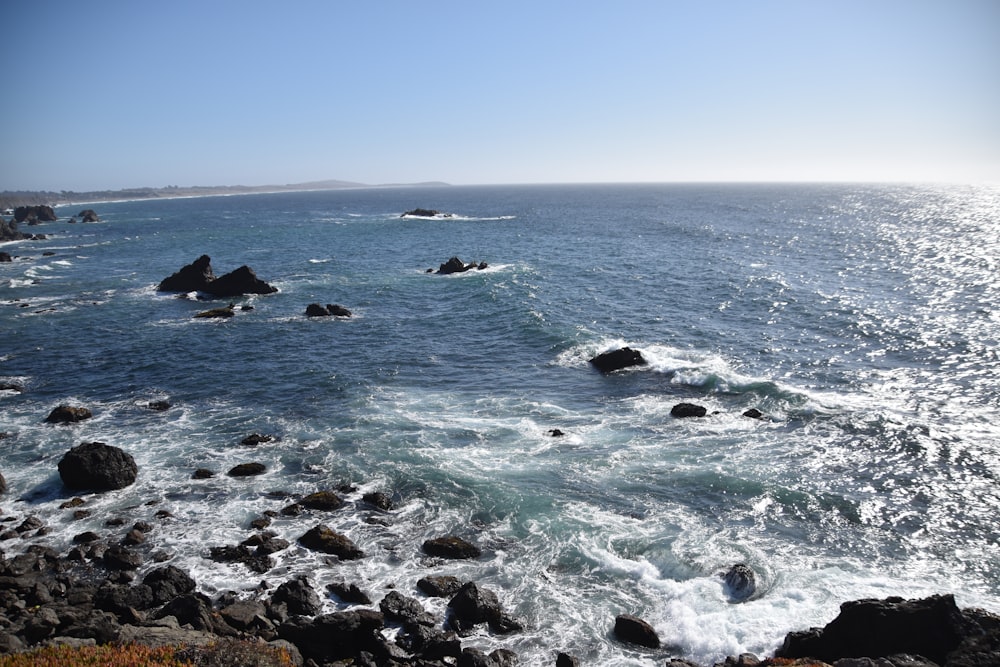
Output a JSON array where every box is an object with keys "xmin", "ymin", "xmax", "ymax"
[{"xmin": 1, "ymin": 183, "xmax": 998, "ymax": 664}]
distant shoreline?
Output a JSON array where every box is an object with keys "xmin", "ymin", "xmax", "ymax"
[{"xmin": 0, "ymin": 180, "xmax": 451, "ymax": 209}]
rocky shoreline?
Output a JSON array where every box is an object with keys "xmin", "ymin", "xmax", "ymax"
[{"xmin": 2, "ymin": 434, "xmax": 999, "ymax": 666}]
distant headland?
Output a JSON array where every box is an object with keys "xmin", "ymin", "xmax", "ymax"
[{"xmin": 0, "ymin": 179, "xmax": 450, "ymax": 209}]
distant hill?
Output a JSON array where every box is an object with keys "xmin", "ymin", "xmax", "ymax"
[{"xmin": 0, "ymin": 179, "xmax": 450, "ymax": 209}]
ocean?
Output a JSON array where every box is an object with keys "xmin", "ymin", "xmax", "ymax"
[{"xmin": 1, "ymin": 183, "xmax": 998, "ymax": 665}]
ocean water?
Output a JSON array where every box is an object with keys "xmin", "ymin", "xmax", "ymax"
[{"xmin": 1, "ymin": 183, "xmax": 999, "ymax": 664}]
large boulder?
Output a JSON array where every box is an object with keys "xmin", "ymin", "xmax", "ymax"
[
  {"xmin": 589, "ymin": 347, "xmax": 647, "ymax": 373},
  {"xmin": 422, "ymin": 535, "xmax": 481, "ymax": 559},
  {"xmin": 722, "ymin": 563, "xmax": 756, "ymax": 601},
  {"xmin": 58, "ymin": 442, "xmax": 138, "ymax": 491},
  {"xmin": 298, "ymin": 524, "xmax": 364, "ymax": 560},
  {"xmin": 775, "ymin": 594, "xmax": 995, "ymax": 665},
  {"xmin": 278, "ymin": 609, "xmax": 385, "ymax": 663},
  {"xmin": 613, "ymin": 614, "xmax": 660, "ymax": 648},
  {"xmin": 671, "ymin": 402, "xmax": 707, "ymax": 418},
  {"xmin": 77, "ymin": 209, "xmax": 100, "ymax": 222},
  {"xmin": 45, "ymin": 405, "xmax": 93, "ymax": 423},
  {"xmin": 271, "ymin": 576, "xmax": 323, "ymax": 616},
  {"xmin": 447, "ymin": 582, "xmax": 522, "ymax": 634},
  {"xmin": 158, "ymin": 255, "xmax": 215, "ymax": 292}
]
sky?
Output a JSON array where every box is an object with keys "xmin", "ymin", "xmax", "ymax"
[{"xmin": 2, "ymin": 1, "xmax": 999, "ymax": 191}]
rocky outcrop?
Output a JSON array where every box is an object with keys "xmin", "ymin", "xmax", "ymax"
[
  {"xmin": 77, "ymin": 209, "xmax": 100, "ymax": 222},
  {"xmin": 0, "ymin": 251, "xmax": 11, "ymax": 261},
  {"xmin": 402, "ymin": 208, "xmax": 453, "ymax": 218},
  {"xmin": 193, "ymin": 304, "xmax": 235, "ymax": 319},
  {"xmin": 0, "ymin": 218, "xmax": 29, "ymax": 242},
  {"xmin": 45, "ymin": 405, "xmax": 93, "ymax": 423},
  {"xmin": 157, "ymin": 255, "xmax": 277, "ymax": 296},
  {"xmin": 58, "ymin": 442, "xmax": 138, "ymax": 491},
  {"xmin": 447, "ymin": 582, "xmax": 522, "ymax": 634},
  {"xmin": 227, "ymin": 462, "xmax": 266, "ymax": 477},
  {"xmin": 776, "ymin": 594, "xmax": 1000, "ymax": 666},
  {"xmin": 305, "ymin": 303, "xmax": 352, "ymax": 317},
  {"xmin": 435, "ymin": 257, "xmax": 488, "ymax": 274},
  {"xmin": 722, "ymin": 563, "xmax": 756, "ymax": 602},
  {"xmin": 13, "ymin": 205, "xmax": 57, "ymax": 223},
  {"xmin": 589, "ymin": 347, "xmax": 647, "ymax": 373}
]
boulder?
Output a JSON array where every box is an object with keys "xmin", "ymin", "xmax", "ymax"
[
  {"xmin": 776, "ymin": 594, "xmax": 982, "ymax": 665},
  {"xmin": 158, "ymin": 255, "xmax": 215, "ymax": 292},
  {"xmin": 241, "ymin": 433, "xmax": 274, "ymax": 446},
  {"xmin": 298, "ymin": 524, "xmax": 364, "ymax": 559},
  {"xmin": 46, "ymin": 405, "xmax": 93, "ymax": 423},
  {"xmin": 0, "ymin": 218, "xmax": 28, "ymax": 242},
  {"xmin": 447, "ymin": 582, "xmax": 522, "ymax": 634},
  {"xmin": 436, "ymin": 256, "xmax": 487, "ymax": 274},
  {"xmin": 613, "ymin": 613, "xmax": 660, "ymax": 648},
  {"xmin": 193, "ymin": 303, "xmax": 235, "ymax": 318},
  {"xmin": 402, "ymin": 208, "xmax": 452, "ymax": 218},
  {"xmin": 327, "ymin": 581, "xmax": 372, "ymax": 605},
  {"xmin": 102, "ymin": 544, "xmax": 143, "ymax": 570},
  {"xmin": 671, "ymin": 402, "xmax": 707, "ymax": 418},
  {"xmin": 325, "ymin": 303, "xmax": 352, "ymax": 317},
  {"xmin": 227, "ymin": 462, "xmax": 266, "ymax": 477},
  {"xmin": 277, "ymin": 609, "xmax": 385, "ymax": 663},
  {"xmin": 380, "ymin": 590, "xmax": 436, "ymax": 627},
  {"xmin": 422, "ymin": 535, "xmax": 481, "ymax": 559},
  {"xmin": 362, "ymin": 491, "xmax": 393, "ymax": 511},
  {"xmin": 299, "ymin": 490, "xmax": 345, "ymax": 511},
  {"xmin": 417, "ymin": 575, "xmax": 465, "ymax": 598},
  {"xmin": 722, "ymin": 563, "xmax": 756, "ymax": 601},
  {"xmin": 589, "ymin": 347, "xmax": 647, "ymax": 373},
  {"xmin": 743, "ymin": 408, "xmax": 765, "ymax": 419},
  {"xmin": 77, "ymin": 209, "xmax": 100, "ymax": 222},
  {"xmin": 0, "ymin": 471, "xmax": 6, "ymax": 494},
  {"xmin": 271, "ymin": 576, "xmax": 323, "ymax": 616},
  {"xmin": 0, "ymin": 251, "xmax": 11, "ymax": 261},
  {"xmin": 143, "ymin": 565, "xmax": 196, "ymax": 604},
  {"xmin": 58, "ymin": 442, "xmax": 138, "ymax": 491},
  {"xmin": 305, "ymin": 303, "xmax": 352, "ymax": 317}
]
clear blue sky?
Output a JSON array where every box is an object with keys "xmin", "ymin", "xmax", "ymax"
[{"xmin": 3, "ymin": 1, "xmax": 998, "ymax": 190}]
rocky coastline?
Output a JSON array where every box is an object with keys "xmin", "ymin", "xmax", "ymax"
[{"xmin": 1, "ymin": 425, "xmax": 998, "ymax": 666}]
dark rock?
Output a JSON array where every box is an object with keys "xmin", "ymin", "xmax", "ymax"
[
  {"xmin": 299, "ymin": 490, "xmax": 345, "ymax": 511},
  {"xmin": 14, "ymin": 205, "xmax": 57, "ymax": 223},
  {"xmin": 547, "ymin": 429, "xmax": 565, "ymax": 437},
  {"xmin": 46, "ymin": 405, "xmax": 93, "ymax": 423},
  {"xmin": 326, "ymin": 304, "xmax": 352, "ymax": 317},
  {"xmin": 103, "ymin": 544, "xmax": 143, "ymax": 570},
  {"xmin": 305, "ymin": 303, "xmax": 332, "ymax": 317},
  {"xmin": 58, "ymin": 441, "xmax": 138, "ymax": 491},
  {"xmin": 417, "ymin": 575, "xmax": 465, "ymax": 598},
  {"xmin": 194, "ymin": 303, "xmax": 235, "ymax": 318},
  {"xmin": 0, "ymin": 382, "xmax": 23, "ymax": 393},
  {"xmin": 143, "ymin": 564, "xmax": 196, "ymax": 604},
  {"xmin": 0, "ymin": 471, "xmax": 5, "ymax": 494},
  {"xmin": 362, "ymin": 491, "xmax": 393, "ymax": 511},
  {"xmin": 776, "ymin": 594, "xmax": 971, "ymax": 665},
  {"xmin": 205, "ymin": 265, "xmax": 277, "ymax": 297},
  {"xmin": 192, "ymin": 468, "xmax": 215, "ymax": 479},
  {"xmin": 277, "ymin": 609, "xmax": 385, "ymax": 663},
  {"xmin": 380, "ymin": 590, "xmax": 436, "ymax": 628},
  {"xmin": 447, "ymin": 582, "xmax": 522, "ymax": 634},
  {"xmin": 722, "ymin": 563, "xmax": 757, "ymax": 602},
  {"xmin": 671, "ymin": 402, "xmax": 707, "ymax": 418},
  {"xmin": 227, "ymin": 462, "xmax": 266, "ymax": 477},
  {"xmin": 327, "ymin": 581, "xmax": 372, "ymax": 605},
  {"xmin": 77, "ymin": 209, "xmax": 100, "ymax": 222},
  {"xmin": 556, "ymin": 652, "xmax": 581, "ymax": 666},
  {"xmin": 241, "ymin": 433, "xmax": 274, "ymax": 446},
  {"xmin": 614, "ymin": 613, "xmax": 660, "ymax": 648},
  {"xmin": 423, "ymin": 535, "xmax": 482, "ymax": 560},
  {"xmin": 1, "ymin": 217, "xmax": 30, "ymax": 242},
  {"xmin": 0, "ymin": 251, "xmax": 11, "ymax": 261},
  {"xmin": 158, "ymin": 254, "xmax": 215, "ymax": 292},
  {"xmin": 298, "ymin": 524, "xmax": 364, "ymax": 559},
  {"xmin": 220, "ymin": 599, "xmax": 271, "ymax": 634},
  {"xmin": 147, "ymin": 400, "xmax": 172, "ymax": 411},
  {"xmin": 95, "ymin": 581, "xmax": 155, "ymax": 614},
  {"xmin": 272, "ymin": 576, "xmax": 323, "ymax": 616},
  {"xmin": 589, "ymin": 347, "xmax": 647, "ymax": 373},
  {"xmin": 208, "ymin": 544, "xmax": 274, "ymax": 574},
  {"xmin": 435, "ymin": 256, "xmax": 487, "ymax": 274},
  {"xmin": 157, "ymin": 592, "xmax": 234, "ymax": 634},
  {"xmin": 743, "ymin": 408, "xmax": 764, "ymax": 420},
  {"xmin": 403, "ymin": 208, "xmax": 452, "ymax": 218},
  {"xmin": 122, "ymin": 528, "xmax": 146, "ymax": 545}
]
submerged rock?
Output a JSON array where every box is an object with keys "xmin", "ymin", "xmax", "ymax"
[{"xmin": 589, "ymin": 347, "xmax": 647, "ymax": 373}]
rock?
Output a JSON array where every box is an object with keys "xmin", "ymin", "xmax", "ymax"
[
  {"xmin": 147, "ymin": 399, "xmax": 172, "ymax": 411},
  {"xmin": 206, "ymin": 265, "xmax": 277, "ymax": 297},
  {"xmin": 361, "ymin": 491, "xmax": 392, "ymax": 511},
  {"xmin": 157, "ymin": 592, "xmax": 234, "ymax": 634},
  {"xmin": 0, "ymin": 251, "xmax": 12, "ymax": 261},
  {"xmin": 208, "ymin": 544, "xmax": 274, "ymax": 574},
  {"xmin": 588, "ymin": 347, "xmax": 647, "ymax": 373},
  {"xmin": 298, "ymin": 524, "xmax": 364, "ymax": 559},
  {"xmin": 671, "ymin": 402, "xmax": 707, "ymax": 418},
  {"xmin": 305, "ymin": 303, "xmax": 352, "ymax": 317},
  {"xmin": 447, "ymin": 582, "xmax": 522, "ymax": 634},
  {"xmin": 158, "ymin": 254, "xmax": 215, "ymax": 292},
  {"xmin": 77, "ymin": 209, "xmax": 100, "ymax": 222},
  {"xmin": 403, "ymin": 208, "xmax": 452, "ymax": 218},
  {"xmin": 776, "ymin": 594, "xmax": 980, "ymax": 665},
  {"xmin": 158, "ymin": 255, "xmax": 276, "ymax": 296},
  {"xmin": 102, "ymin": 544, "xmax": 143, "ymax": 570},
  {"xmin": 192, "ymin": 468, "xmax": 215, "ymax": 479},
  {"xmin": 227, "ymin": 462, "xmax": 266, "ymax": 477},
  {"xmin": 1, "ymin": 217, "xmax": 30, "ymax": 242},
  {"xmin": 0, "ymin": 471, "xmax": 5, "ymax": 494},
  {"xmin": 423, "ymin": 535, "xmax": 482, "ymax": 559},
  {"xmin": 0, "ymin": 382, "xmax": 22, "ymax": 394},
  {"xmin": 327, "ymin": 581, "xmax": 372, "ymax": 605},
  {"xmin": 241, "ymin": 433, "xmax": 274, "ymax": 446},
  {"xmin": 277, "ymin": 609, "xmax": 385, "ymax": 663},
  {"xmin": 58, "ymin": 441, "xmax": 138, "ymax": 491},
  {"xmin": 13, "ymin": 205, "xmax": 57, "ymax": 223},
  {"xmin": 143, "ymin": 565, "xmax": 196, "ymax": 604},
  {"xmin": 556, "ymin": 652, "xmax": 581, "ymax": 666},
  {"xmin": 271, "ymin": 576, "xmax": 323, "ymax": 616},
  {"xmin": 722, "ymin": 563, "xmax": 757, "ymax": 601},
  {"xmin": 325, "ymin": 303, "xmax": 352, "ymax": 317},
  {"xmin": 547, "ymin": 429, "xmax": 565, "ymax": 437},
  {"xmin": 194, "ymin": 303, "xmax": 235, "ymax": 318},
  {"xmin": 299, "ymin": 490, "xmax": 345, "ymax": 511},
  {"xmin": 436, "ymin": 256, "xmax": 486, "ymax": 274},
  {"xmin": 417, "ymin": 575, "xmax": 465, "ymax": 598},
  {"xmin": 743, "ymin": 408, "xmax": 764, "ymax": 419},
  {"xmin": 220, "ymin": 599, "xmax": 271, "ymax": 633},
  {"xmin": 613, "ymin": 613, "xmax": 660, "ymax": 648},
  {"xmin": 380, "ymin": 590, "xmax": 436, "ymax": 628},
  {"xmin": 46, "ymin": 405, "xmax": 93, "ymax": 423}
]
